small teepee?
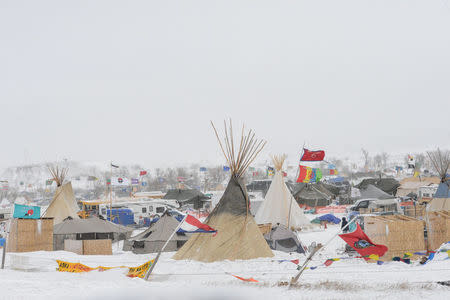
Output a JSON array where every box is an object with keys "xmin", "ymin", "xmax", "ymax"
[
  {"xmin": 255, "ymin": 154, "xmax": 310, "ymax": 229},
  {"xmin": 173, "ymin": 120, "xmax": 273, "ymax": 262},
  {"xmin": 43, "ymin": 166, "xmax": 80, "ymax": 224},
  {"xmin": 426, "ymin": 149, "xmax": 450, "ymax": 211}
]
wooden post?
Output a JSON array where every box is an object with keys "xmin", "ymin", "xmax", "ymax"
[
  {"xmin": 144, "ymin": 214, "xmax": 187, "ymax": 281},
  {"xmin": 289, "ymin": 216, "xmax": 357, "ymax": 286}
]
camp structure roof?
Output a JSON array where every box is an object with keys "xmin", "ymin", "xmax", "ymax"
[
  {"xmin": 255, "ymin": 154, "xmax": 310, "ymax": 229},
  {"xmin": 173, "ymin": 120, "xmax": 273, "ymax": 262},
  {"xmin": 292, "ymin": 183, "xmax": 334, "ymax": 207},
  {"xmin": 163, "ymin": 189, "xmax": 210, "ymax": 209},
  {"xmin": 43, "ymin": 182, "xmax": 80, "ymax": 224},
  {"xmin": 359, "ymin": 184, "xmax": 395, "ymax": 200},
  {"xmin": 54, "ymin": 216, "xmax": 133, "ymax": 235},
  {"xmin": 123, "ymin": 213, "xmax": 189, "ymax": 254},
  {"xmin": 355, "ymin": 178, "xmax": 400, "ymax": 195}
]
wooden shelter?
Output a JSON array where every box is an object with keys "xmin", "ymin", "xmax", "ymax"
[
  {"xmin": 7, "ymin": 218, "xmax": 53, "ymax": 252},
  {"xmin": 173, "ymin": 120, "xmax": 273, "ymax": 262}
]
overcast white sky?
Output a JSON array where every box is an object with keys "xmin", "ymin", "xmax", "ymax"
[{"xmin": 1, "ymin": 0, "xmax": 449, "ymax": 170}]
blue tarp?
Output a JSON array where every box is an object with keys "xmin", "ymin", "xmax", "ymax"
[
  {"xmin": 318, "ymin": 214, "xmax": 341, "ymax": 224},
  {"xmin": 0, "ymin": 238, "xmax": 5, "ymax": 247}
]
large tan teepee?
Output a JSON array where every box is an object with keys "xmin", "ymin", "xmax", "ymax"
[
  {"xmin": 255, "ymin": 154, "xmax": 310, "ymax": 229},
  {"xmin": 173, "ymin": 120, "xmax": 273, "ymax": 262},
  {"xmin": 43, "ymin": 166, "xmax": 80, "ymax": 224}
]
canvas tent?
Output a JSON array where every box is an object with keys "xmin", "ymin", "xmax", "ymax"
[
  {"xmin": 173, "ymin": 120, "xmax": 273, "ymax": 262},
  {"xmin": 163, "ymin": 189, "xmax": 210, "ymax": 210},
  {"xmin": 255, "ymin": 154, "xmax": 310, "ymax": 229},
  {"xmin": 264, "ymin": 225, "xmax": 305, "ymax": 254},
  {"xmin": 359, "ymin": 184, "xmax": 394, "ymax": 200},
  {"xmin": 53, "ymin": 217, "xmax": 133, "ymax": 250},
  {"xmin": 356, "ymin": 178, "xmax": 400, "ymax": 196},
  {"xmin": 292, "ymin": 183, "xmax": 334, "ymax": 207},
  {"xmin": 43, "ymin": 166, "xmax": 80, "ymax": 224},
  {"xmin": 123, "ymin": 213, "xmax": 189, "ymax": 254}
]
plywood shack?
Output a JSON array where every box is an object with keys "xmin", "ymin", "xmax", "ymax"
[
  {"xmin": 64, "ymin": 239, "xmax": 83, "ymax": 255},
  {"xmin": 426, "ymin": 211, "xmax": 450, "ymax": 251},
  {"xmin": 364, "ymin": 215, "xmax": 425, "ymax": 260},
  {"xmin": 83, "ymin": 239, "xmax": 112, "ymax": 255},
  {"xmin": 7, "ymin": 218, "xmax": 53, "ymax": 252},
  {"xmin": 403, "ymin": 206, "xmax": 426, "ymax": 219}
]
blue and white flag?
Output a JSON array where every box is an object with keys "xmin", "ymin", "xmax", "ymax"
[{"xmin": 13, "ymin": 204, "xmax": 41, "ymax": 219}]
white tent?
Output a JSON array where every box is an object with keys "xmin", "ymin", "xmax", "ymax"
[
  {"xmin": 255, "ymin": 154, "xmax": 310, "ymax": 229},
  {"xmin": 43, "ymin": 166, "xmax": 80, "ymax": 224}
]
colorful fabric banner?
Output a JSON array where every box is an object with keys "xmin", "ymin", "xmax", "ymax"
[
  {"xmin": 126, "ymin": 260, "xmax": 154, "ymax": 278},
  {"xmin": 267, "ymin": 167, "xmax": 275, "ymax": 176},
  {"xmin": 13, "ymin": 204, "xmax": 41, "ymax": 219},
  {"xmin": 139, "ymin": 170, "xmax": 147, "ymax": 176},
  {"xmin": 229, "ymin": 274, "xmax": 258, "ymax": 282},
  {"xmin": 131, "ymin": 178, "xmax": 139, "ymax": 185},
  {"xmin": 339, "ymin": 224, "xmax": 388, "ymax": 260},
  {"xmin": 297, "ymin": 165, "xmax": 322, "ymax": 183},
  {"xmin": 301, "ymin": 148, "xmax": 325, "ymax": 161},
  {"xmin": 199, "ymin": 167, "xmax": 207, "ymax": 172},
  {"xmin": 177, "ymin": 214, "xmax": 217, "ymax": 234},
  {"xmin": 56, "ymin": 259, "xmax": 154, "ymax": 279},
  {"xmin": 45, "ymin": 179, "xmax": 53, "ymax": 186},
  {"xmin": 87, "ymin": 176, "xmax": 98, "ymax": 181},
  {"xmin": 223, "ymin": 166, "xmax": 230, "ymax": 172}
]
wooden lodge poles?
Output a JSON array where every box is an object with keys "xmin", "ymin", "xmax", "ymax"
[{"xmin": 211, "ymin": 119, "xmax": 266, "ymax": 178}]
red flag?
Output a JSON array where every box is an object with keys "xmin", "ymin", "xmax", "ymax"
[
  {"xmin": 301, "ymin": 148, "xmax": 325, "ymax": 161},
  {"xmin": 339, "ymin": 224, "xmax": 388, "ymax": 260},
  {"xmin": 139, "ymin": 171, "xmax": 147, "ymax": 176},
  {"xmin": 230, "ymin": 274, "xmax": 259, "ymax": 282}
]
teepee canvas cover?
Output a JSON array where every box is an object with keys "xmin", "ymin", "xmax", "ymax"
[
  {"xmin": 426, "ymin": 149, "xmax": 450, "ymax": 212},
  {"xmin": 255, "ymin": 155, "xmax": 310, "ymax": 229},
  {"xmin": 43, "ymin": 166, "xmax": 80, "ymax": 224},
  {"xmin": 173, "ymin": 121, "xmax": 273, "ymax": 262}
]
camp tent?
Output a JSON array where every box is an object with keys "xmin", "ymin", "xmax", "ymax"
[
  {"xmin": 173, "ymin": 121, "xmax": 273, "ymax": 262},
  {"xmin": 355, "ymin": 178, "xmax": 400, "ymax": 196},
  {"xmin": 163, "ymin": 189, "xmax": 210, "ymax": 210},
  {"xmin": 264, "ymin": 225, "xmax": 305, "ymax": 254},
  {"xmin": 43, "ymin": 167, "xmax": 80, "ymax": 224},
  {"xmin": 123, "ymin": 213, "xmax": 189, "ymax": 254},
  {"xmin": 292, "ymin": 183, "xmax": 334, "ymax": 207},
  {"xmin": 255, "ymin": 154, "xmax": 310, "ymax": 229},
  {"xmin": 359, "ymin": 184, "xmax": 394, "ymax": 200},
  {"xmin": 53, "ymin": 217, "xmax": 133, "ymax": 250}
]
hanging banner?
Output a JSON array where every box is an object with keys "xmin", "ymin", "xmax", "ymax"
[
  {"xmin": 13, "ymin": 204, "xmax": 41, "ymax": 219},
  {"xmin": 126, "ymin": 260, "xmax": 154, "ymax": 278},
  {"xmin": 56, "ymin": 259, "xmax": 154, "ymax": 278},
  {"xmin": 111, "ymin": 177, "xmax": 130, "ymax": 186}
]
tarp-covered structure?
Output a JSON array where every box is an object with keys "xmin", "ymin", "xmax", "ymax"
[
  {"xmin": 291, "ymin": 183, "xmax": 334, "ymax": 207},
  {"xmin": 356, "ymin": 178, "xmax": 400, "ymax": 196},
  {"xmin": 43, "ymin": 182, "xmax": 80, "ymax": 225},
  {"xmin": 359, "ymin": 184, "xmax": 395, "ymax": 200},
  {"xmin": 264, "ymin": 225, "xmax": 305, "ymax": 254},
  {"xmin": 123, "ymin": 213, "xmax": 189, "ymax": 254},
  {"xmin": 255, "ymin": 155, "xmax": 310, "ymax": 229},
  {"xmin": 53, "ymin": 217, "xmax": 133, "ymax": 250},
  {"xmin": 163, "ymin": 189, "xmax": 210, "ymax": 210}
]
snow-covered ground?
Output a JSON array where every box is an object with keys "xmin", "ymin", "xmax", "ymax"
[{"xmin": 1, "ymin": 223, "xmax": 449, "ymax": 300}]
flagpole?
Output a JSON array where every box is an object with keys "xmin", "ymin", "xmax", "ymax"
[
  {"xmin": 144, "ymin": 213, "xmax": 187, "ymax": 281},
  {"xmin": 290, "ymin": 216, "xmax": 357, "ymax": 286}
]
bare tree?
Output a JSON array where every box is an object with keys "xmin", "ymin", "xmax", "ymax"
[
  {"xmin": 427, "ymin": 148, "xmax": 450, "ymax": 182},
  {"xmin": 361, "ymin": 148, "xmax": 370, "ymax": 171}
]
